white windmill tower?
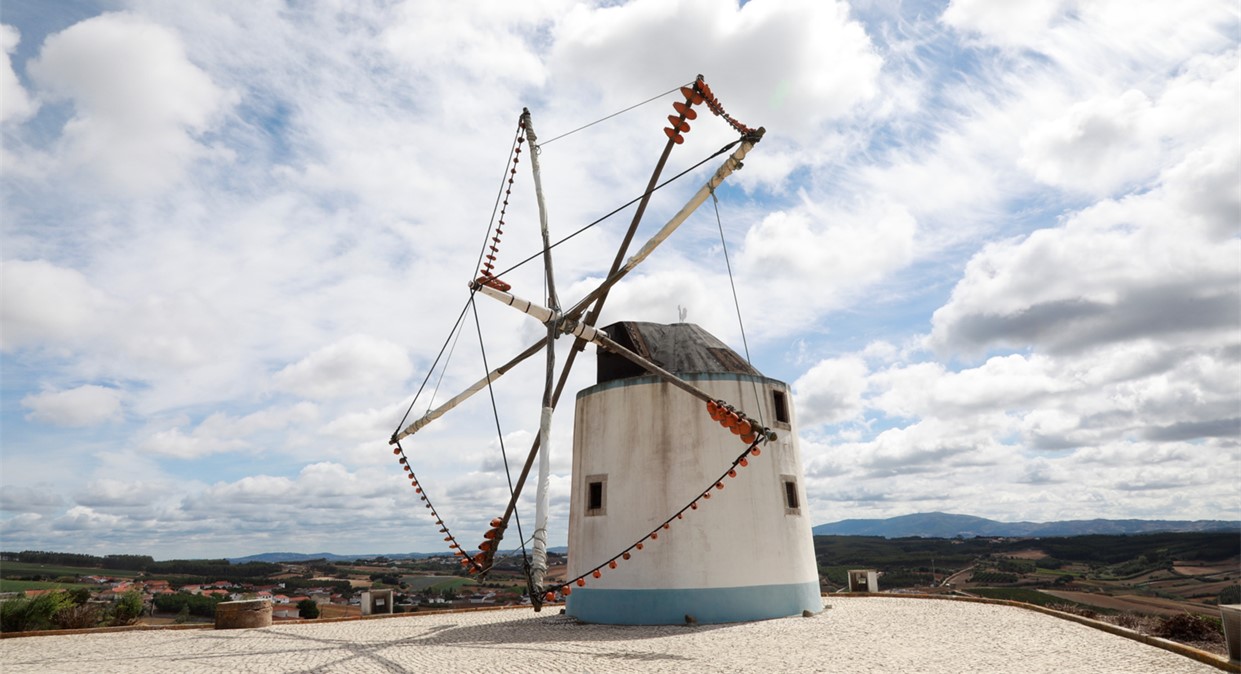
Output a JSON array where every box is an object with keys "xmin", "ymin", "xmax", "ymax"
[{"xmin": 387, "ymin": 77, "xmax": 820, "ymax": 625}]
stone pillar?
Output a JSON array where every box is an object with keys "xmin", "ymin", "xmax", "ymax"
[
  {"xmin": 215, "ymin": 600, "xmax": 272, "ymax": 629},
  {"xmin": 1222, "ymin": 604, "xmax": 1241, "ymax": 662}
]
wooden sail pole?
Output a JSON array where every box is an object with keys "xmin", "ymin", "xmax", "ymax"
[{"xmin": 522, "ymin": 109, "xmax": 558, "ymax": 592}]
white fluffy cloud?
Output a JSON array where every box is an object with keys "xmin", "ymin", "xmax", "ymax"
[
  {"xmin": 0, "ymin": 24, "xmax": 36, "ymax": 123},
  {"xmin": 273, "ymin": 335, "xmax": 413, "ymax": 401},
  {"xmin": 0, "ymin": 259, "xmax": 110, "ymax": 352},
  {"xmin": 26, "ymin": 12, "xmax": 236, "ymax": 193},
  {"xmin": 21, "ymin": 384, "xmax": 123, "ymax": 427}
]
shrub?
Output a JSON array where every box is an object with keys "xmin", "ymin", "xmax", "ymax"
[
  {"xmin": 1047, "ymin": 602, "xmax": 1099, "ymax": 620},
  {"xmin": 1, "ymin": 592, "xmax": 74, "ymax": 632},
  {"xmin": 1154, "ymin": 613, "xmax": 1222, "ymax": 642},
  {"xmin": 1113, "ymin": 612, "xmax": 1147, "ymax": 630},
  {"xmin": 54, "ymin": 603, "xmax": 103, "ymax": 629},
  {"xmin": 1220, "ymin": 585, "xmax": 1240, "ymax": 605},
  {"xmin": 110, "ymin": 589, "xmax": 144, "ymax": 626},
  {"xmin": 297, "ymin": 599, "xmax": 319, "ymax": 619}
]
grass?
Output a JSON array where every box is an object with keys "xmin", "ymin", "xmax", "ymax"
[
  {"xmin": 401, "ymin": 575, "xmax": 470, "ymax": 591},
  {"xmin": 0, "ymin": 579, "xmax": 92, "ymax": 592},
  {"xmin": 0, "ymin": 561, "xmax": 140, "ymax": 579},
  {"xmin": 428, "ymin": 577, "xmax": 477, "ymax": 593}
]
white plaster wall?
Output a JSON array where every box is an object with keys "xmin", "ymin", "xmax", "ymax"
[{"xmin": 567, "ymin": 375, "xmax": 818, "ymax": 591}]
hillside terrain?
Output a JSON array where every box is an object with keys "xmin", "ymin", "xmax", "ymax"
[{"xmin": 812, "ymin": 512, "xmax": 1240, "ymax": 538}]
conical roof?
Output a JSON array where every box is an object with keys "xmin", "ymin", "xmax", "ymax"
[{"xmin": 596, "ymin": 321, "xmax": 760, "ymax": 384}]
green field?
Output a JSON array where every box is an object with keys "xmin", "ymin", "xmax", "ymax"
[
  {"xmin": 401, "ymin": 575, "xmax": 473, "ymax": 591},
  {"xmin": 970, "ymin": 587, "xmax": 1114, "ymax": 614},
  {"xmin": 0, "ymin": 579, "xmax": 92, "ymax": 593},
  {"xmin": 0, "ymin": 561, "xmax": 140, "ymax": 579}
]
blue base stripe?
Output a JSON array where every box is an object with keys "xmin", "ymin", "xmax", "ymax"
[{"xmin": 565, "ymin": 581, "xmax": 821, "ymax": 625}]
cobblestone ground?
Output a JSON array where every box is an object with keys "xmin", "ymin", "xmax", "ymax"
[{"xmin": 0, "ymin": 598, "xmax": 1226, "ymax": 673}]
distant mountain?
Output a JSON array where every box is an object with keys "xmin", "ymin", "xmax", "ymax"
[
  {"xmin": 811, "ymin": 512, "xmax": 1241, "ymax": 539},
  {"xmin": 229, "ymin": 547, "xmax": 568, "ymax": 565}
]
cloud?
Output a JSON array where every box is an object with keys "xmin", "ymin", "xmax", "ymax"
[
  {"xmin": 0, "ymin": 24, "xmax": 36, "ymax": 123},
  {"xmin": 26, "ymin": 12, "xmax": 237, "ymax": 193},
  {"xmin": 941, "ymin": 0, "xmax": 1068, "ymax": 47},
  {"xmin": 549, "ymin": 0, "xmax": 881, "ymax": 156},
  {"xmin": 273, "ymin": 334, "xmax": 413, "ymax": 401},
  {"xmin": 1020, "ymin": 89, "xmax": 1158, "ymax": 195},
  {"xmin": 21, "ymin": 384, "xmax": 122, "ymax": 427},
  {"xmin": 793, "ymin": 356, "xmax": 868, "ymax": 426},
  {"xmin": 0, "ymin": 259, "xmax": 111, "ymax": 352},
  {"xmin": 0, "ymin": 485, "xmax": 65, "ymax": 514},
  {"xmin": 136, "ymin": 403, "xmax": 319, "ymax": 459}
]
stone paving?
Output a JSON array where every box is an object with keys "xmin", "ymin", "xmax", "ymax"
[{"xmin": 0, "ymin": 597, "xmax": 1227, "ymax": 673}]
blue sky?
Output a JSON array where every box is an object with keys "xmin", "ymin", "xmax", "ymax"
[{"xmin": 2, "ymin": 0, "xmax": 1238, "ymax": 559}]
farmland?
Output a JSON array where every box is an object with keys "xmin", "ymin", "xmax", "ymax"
[{"xmin": 815, "ymin": 532, "xmax": 1239, "ymax": 619}]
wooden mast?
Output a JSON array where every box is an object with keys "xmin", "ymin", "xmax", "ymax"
[{"xmin": 522, "ymin": 108, "xmax": 558, "ymax": 592}]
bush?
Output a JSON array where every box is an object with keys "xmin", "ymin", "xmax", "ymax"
[
  {"xmin": 1047, "ymin": 602, "xmax": 1099, "ymax": 620},
  {"xmin": 152, "ymin": 593, "xmax": 224, "ymax": 618},
  {"xmin": 297, "ymin": 599, "xmax": 319, "ymax": 619},
  {"xmin": 110, "ymin": 589, "xmax": 144, "ymax": 626},
  {"xmin": 1113, "ymin": 612, "xmax": 1147, "ymax": 630},
  {"xmin": 1154, "ymin": 613, "xmax": 1222, "ymax": 642},
  {"xmin": 1, "ymin": 592, "xmax": 74, "ymax": 632},
  {"xmin": 54, "ymin": 603, "xmax": 103, "ymax": 629},
  {"xmin": 1220, "ymin": 585, "xmax": 1240, "ymax": 605}
]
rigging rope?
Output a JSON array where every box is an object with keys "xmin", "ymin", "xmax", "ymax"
[
  {"xmin": 470, "ymin": 296, "xmax": 532, "ymax": 575},
  {"xmin": 538, "ymin": 83, "xmax": 691, "ymax": 147},
  {"xmin": 392, "ymin": 298, "xmax": 473, "ymax": 437},
  {"xmin": 488, "ymin": 139, "xmax": 742, "ymax": 282},
  {"xmin": 426, "ymin": 312, "xmax": 467, "ymax": 414},
  {"xmin": 711, "ymin": 186, "xmax": 766, "ymax": 429}
]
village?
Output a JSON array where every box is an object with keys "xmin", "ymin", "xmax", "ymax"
[{"xmin": 0, "ymin": 552, "xmax": 555, "ymax": 627}]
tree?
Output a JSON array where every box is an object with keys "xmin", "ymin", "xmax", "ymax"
[
  {"xmin": 110, "ymin": 589, "xmax": 144, "ymax": 626},
  {"xmin": 297, "ymin": 599, "xmax": 319, "ymax": 619}
]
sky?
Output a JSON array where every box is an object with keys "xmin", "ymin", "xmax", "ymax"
[{"xmin": 1, "ymin": 0, "xmax": 1238, "ymax": 560}]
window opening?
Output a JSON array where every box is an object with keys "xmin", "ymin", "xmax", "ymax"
[
  {"xmin": 586, "ymin": 474, "xmax": 607, "ymax": 516},
  {"xmin": 772, "ymin": 389, "xmax": 790, "ymax": 424},
  {"xmin": 782, "ymin": 475, "xmax": 801, "ymax": 515}
]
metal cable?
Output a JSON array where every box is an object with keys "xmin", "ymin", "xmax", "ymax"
[{"xmin": 539, "ymin": 83, "xmax": 691, "ymax": 147}]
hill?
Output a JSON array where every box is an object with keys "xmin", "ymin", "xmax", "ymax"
[
  {"xmin": 227, "ymin": 546, "xmax": 569, "ymax": 564},
  {"xmin": 811, "ymin": 512, "xmax": 1240, "ymax": 538}
]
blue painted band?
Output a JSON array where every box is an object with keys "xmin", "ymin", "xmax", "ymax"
[{"xmin": 565, "ymin": 580, "xmax": 821, "ymax": 625}]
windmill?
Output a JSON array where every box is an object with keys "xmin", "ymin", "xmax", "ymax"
[{"xmin": 387, "ymin": 77, "xmax": 819, "ymax": 624}]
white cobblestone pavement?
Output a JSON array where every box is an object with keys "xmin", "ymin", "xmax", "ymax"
[{"xmin": 0, "ymin": 597, "xmax": 1227, "ymax": 673}]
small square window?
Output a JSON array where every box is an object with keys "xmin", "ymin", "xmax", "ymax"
[
  {"xmin": 781, "ymin": 474, "xmax": 801, "ymax": 516},
  {"xmin": 772, "ymin": 390, "xmax": 790, "ymax": 424},
  {"xmin": 585, "ymin": 474, "xmax": 606, "ymax": 516}
]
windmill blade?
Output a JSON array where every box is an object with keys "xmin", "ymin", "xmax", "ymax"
[
  {"xmin": 481, "ymin": 99, "xmax": 694, "ymax": 582},
  {"xmin": 391, "ymin": 336, "xmax": 547, "ymax": 443},
  {"xmin": 563, "ymin": 128, "xmax": 764, "ymax": 320},
  {"xmin": 478, "ymin": 128, "xmax": 765, "ymax": 589}
]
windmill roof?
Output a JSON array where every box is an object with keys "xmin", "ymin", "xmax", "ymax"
[{"xmin": 596, "ymin": 322, "xmax": 762, "ymax": 384}]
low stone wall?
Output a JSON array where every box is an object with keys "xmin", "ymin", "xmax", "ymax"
[{"xmin": 214, "ymin": 600, "xmax": 272, "ymax": 630}]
